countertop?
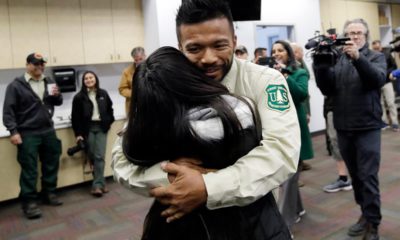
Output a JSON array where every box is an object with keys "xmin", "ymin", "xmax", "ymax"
[{"xmin": 0, "ymin": 104, "xmax": 126, "ymax": 138}]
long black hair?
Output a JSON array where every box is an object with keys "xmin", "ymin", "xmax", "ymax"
[
  {"xmin": 123, "ymin": 46, "xmax": 257, "ymax": 168},
  {"xmin": 80, "ymin": 70, "xmax": 100, "ymax": 94},
  {"xmin": 272, "ymin": 40, "xmax": 298, "ymax": 71}
]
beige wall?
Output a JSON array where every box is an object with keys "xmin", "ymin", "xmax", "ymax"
[
  {"xmin": 392, "ymin": 4, "xmax": 400, "ymax": 29},
  {"xmin": 0, "ymin": 120, "xmax": 125, "ymax": 202},
  {"xmin": 320, "ymin": 0, "xmax": 380, "ymax": 40}
]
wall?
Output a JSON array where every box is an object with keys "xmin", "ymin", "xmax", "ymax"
[{"xmin": 141, "ymin": 0, "xmax": 326, "ymax": 132}]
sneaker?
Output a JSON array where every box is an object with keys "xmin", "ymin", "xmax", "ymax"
[
  {"xmin": 382, "ymin": 123, "xmax": 390, "ymax": 130},
  {"xmin": 392, "ymin": 124, "xmax": 399, "ymax": 132},
  {"xmin": 323, "ymin": 179, "xmax": 352, "ymax": 193}
]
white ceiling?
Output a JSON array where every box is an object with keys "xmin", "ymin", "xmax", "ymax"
[{"xmin": 349, "ymin": 0, "xmax": 400, "ymax": 3}]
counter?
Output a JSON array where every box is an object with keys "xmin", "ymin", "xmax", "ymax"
[{"xmin": 0, "ymin": 119, "xmax": 126, "ymax": 202}]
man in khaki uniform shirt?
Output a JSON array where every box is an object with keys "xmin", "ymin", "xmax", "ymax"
[
  {"xmin": 118, "ymin": 47, "xmax": 146, "ymax": 115},
  {"xmin": 112, "ymin": 0, "xmax": 300, "ymax": 223}
]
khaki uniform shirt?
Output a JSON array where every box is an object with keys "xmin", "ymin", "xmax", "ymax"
[
  {"xmin": 25, "ymin": 72, "xmax": 45, "ymax": 101},
  {"xmin": 118, "ymin": 64, "xmax": 135, "ymax": 115},
  {"xmin": 112, "ymin": 58, "xmax": 300, "ymax": 209}
]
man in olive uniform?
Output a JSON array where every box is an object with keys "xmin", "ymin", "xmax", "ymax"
[{"xmin": 3, "ymin": 53, "xmax": 63, "ymax": 219}]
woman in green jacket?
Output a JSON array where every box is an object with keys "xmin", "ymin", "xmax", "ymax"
[{"xmin": 271, "ymin": 40, "xmax": 314, "ymax": 236}]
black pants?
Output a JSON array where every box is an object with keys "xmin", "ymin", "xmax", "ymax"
[{"xmin": 337, "ymin": 129, "xmax": 382, "ymax": 226}]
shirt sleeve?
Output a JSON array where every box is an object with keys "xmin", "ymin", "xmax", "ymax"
[
  {"xmin": 111, "ymin": 134, "xmax": 170, "ymax": 196},
  {"xmin": 202, "ymin": 69, "xmax": 301, "ymax": 209}
]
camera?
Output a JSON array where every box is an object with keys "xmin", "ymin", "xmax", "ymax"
[
  {"xmin": 389, "ymin": 36, "xmax": 400, "ymax": 52},
  {"xmin": 305, "ymin": 28, "xmax": 350, "ymax": 67},
  {"xmin": 258, "ymin": 57, "xmax": 277, "ymax": 68},
  {"xmin": 67, "ymin": 139, "xmax": 86, "ymax": 156}
]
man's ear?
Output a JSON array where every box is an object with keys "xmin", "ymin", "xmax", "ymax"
[{"xmin": 178, "ymin": 43, "xmax": 183, "ymax": 51}]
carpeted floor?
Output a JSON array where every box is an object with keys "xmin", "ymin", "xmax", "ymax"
[{"xmin": 0, "ymin": 130, "xmax": 399, "ymax": 240}]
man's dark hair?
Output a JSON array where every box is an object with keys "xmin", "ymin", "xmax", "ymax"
[
  {"xmin": 371, "ymin": 40, "xmax": 381, "ymax": 45},
  {"xmin": 254, "ymin": 47, "xmax": 267, "ymax": 57},
  {"xmin": 272, "ymin": 40, "xmax": 298, "ymax": 71},
  {"xmin": 123, "ymin": 46, "xmax": 257, "ymax": 168},
  {"xmin": 176, "ymin": 0, "xmax": 235, "ymax": 42}
]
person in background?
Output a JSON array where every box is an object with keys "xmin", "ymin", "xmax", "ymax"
[
  {"xmin": 71, "ymin": 71, "xmax": 114, "ymax": 197},
  {"xmin": 371, "ymin": 40, "xmax": 399, "ymax": 131},
  {"xmin": 118, "ymin": 46, "xmax": 146, "ymax": 116},
  {"xmin": 253, "ymin": 47, "xmax": 267, "ymax": 64},
  {"xmin": 322, "ymin": 96, "xmax": 353, "ymax": 193},
  {"xmin": 234, "ymin": 45, "xmax": 249, "ymax": 60},
  {"xmin": 291, "ymin": 42, "xmax": 312, "ymax": 172},
  {"xmin": 314, "ymin": 19, "xmax": 386, "ymax": 240},
  {"xmin": 113, "ymin": 0, "xmax": 300, "ymax": 238},
  {"xmin": 3, "ymin": 53, "xmax": 63, "ymax": 219},
  {"xmin": 271, "ymin": 40, "xmax": 313, "ymax": 236}
]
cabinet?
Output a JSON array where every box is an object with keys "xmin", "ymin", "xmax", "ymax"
[
  {"xmin": 112, "ymin": 0, "xmax": 144, "ymax": 62},
  {"xmin": 81, "ymin": 0, "xmax": 144, "ymax": 64},
  {"xmin": 8, "ymin": 0, "xmax": 51, "ymax": 68},
  {"xmin": 0, "ymin": 0, "xmax": 13, "ymax": 69},
  {"xmin": 46, "ymin": 0, "xmax": 85, "ymax": 66},
  {"xmin": 80, "ymin": 0, "xmax": 116, "ymax": 64}
]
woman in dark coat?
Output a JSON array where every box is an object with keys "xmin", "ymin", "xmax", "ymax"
[{"xmin": 71, "ymin": 71, "xmax": 114, "ymax": 197}]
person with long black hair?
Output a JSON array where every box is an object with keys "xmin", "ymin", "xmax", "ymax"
[
  {"xmin": 71, "ymin": 71, "xmax": 114, "ymax": 197},
  {"xmin": 112, "ymin": 46, "xmax": 291, "ymax": 239}
]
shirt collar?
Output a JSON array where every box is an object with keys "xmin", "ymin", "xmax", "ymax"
[
  {"xmin": 25, "ymin": 72, "xmax": 45, "ymax": 82},
  {"xmin": 221, "ymin": 57, "xmax": 238, "ymax": 92}
]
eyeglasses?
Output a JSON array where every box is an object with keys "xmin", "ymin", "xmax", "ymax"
[{"xmin": 346, "ymin": 31, "xmax": 366, "ymax": 37}]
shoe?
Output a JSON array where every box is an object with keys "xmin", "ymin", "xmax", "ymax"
[
  {"xmin": 91, "ymin": 187, "xmax": 103, "ymax": 197},
  {"xmin": 323, "ymin": 179, "xmax": 352, "ymax": 193},
  {"xmin": 101, "ymin": 186, "xmax": 109, "ymax": 194},
  {"xmin": 363, "ymin": 223, "xmax": 379, "ymax": 240},
  {"xmin": 382, "ymin": 124, "xmax": 390, "ymax": 130},
  {"xmin": 42, "ymin": 193, "xmax": 63, "ymax": 206},
  {"xmin": 22, "ymin": 202, "xmax": 42, "ymax": 219},
  {"xmin": 348, "ymin": 216, "xmax": 367, "ymax": 236},
  {"xmin": 301, "ymin": 162, "xmax": 311, "ymax": 171},
  {"xmin": 392, "ymin": 124, "xmax": 399, "ymax": 132},
  {"xmin": 298, "ymin": 209, "xmax": 306, "ymax": 217}
]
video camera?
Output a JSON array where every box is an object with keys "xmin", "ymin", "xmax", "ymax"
[
  {"xmin": 389, "ymin": 36, "xmax": 400, "ymax": 52},
  {"xmin": 305, "ymin": 28, "xmax": 350, "ymax": 67},
  {"xmin": 67, "ymin": 139, "xmax": 86, "ymax": 156},
  {"xmin": 258, "ymin": 57, "xmax": 277, "ymax": 68}
]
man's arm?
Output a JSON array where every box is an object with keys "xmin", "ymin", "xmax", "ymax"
[
  {"xmin": 3, "ymin": 84, "xmax": 19, "ymax": 136},
  {"xmin": 353, "ymin": 53, "xmax": 386, "ymax": 90}
]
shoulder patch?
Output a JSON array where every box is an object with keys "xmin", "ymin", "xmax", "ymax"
[{"xmin": 265, "ymin": 84, "xmax": 290, "ymax": 112}]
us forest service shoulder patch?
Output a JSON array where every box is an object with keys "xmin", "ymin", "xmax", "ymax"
[{"xmin": 265, "ymin": 84, "xmax": 290, "ymax": 112}]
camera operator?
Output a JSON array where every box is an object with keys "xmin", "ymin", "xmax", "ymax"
[
  {"xmin": 71, "ymin": 71, "xmax": 114, "ymax": 197},
  {"xmin": 313, "ymin": 19, "xmax": 386, "ymax": 240}
]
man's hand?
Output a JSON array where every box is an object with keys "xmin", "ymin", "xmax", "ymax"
[
  {"xmin": 150, "ymin": 162, "xmax": 208, "ymax": 223},
  {"xmin": 343, "ymin": 41, "xmax": 360, "ymax": 60},
  {"xmin": 52, "ymin": 85, "xmax": 60, "ymax": 96},
  {"xmin": 10, "ymin": 133, "xmax": 22, "ymax": 145}
]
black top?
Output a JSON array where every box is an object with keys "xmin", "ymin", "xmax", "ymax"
[
  {"xmin": 71, "ymin": 89, "xmax": 114, "ymax": 138},
  {"xmin": 314, "ymin": 44, "xmax": 387, "ymax": 131},
  {"xmin": 3, "ymin": 75, "xmax": 63, "ymax": 136}
]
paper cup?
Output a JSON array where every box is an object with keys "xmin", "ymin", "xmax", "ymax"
[{"xmin": 47, "ymin": 83, "xmax": 56, "ymax": 95}]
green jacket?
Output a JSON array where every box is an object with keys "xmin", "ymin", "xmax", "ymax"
[{"xmin": 286, "ymin": 67, "xmax": 314, "ymax": 161}]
